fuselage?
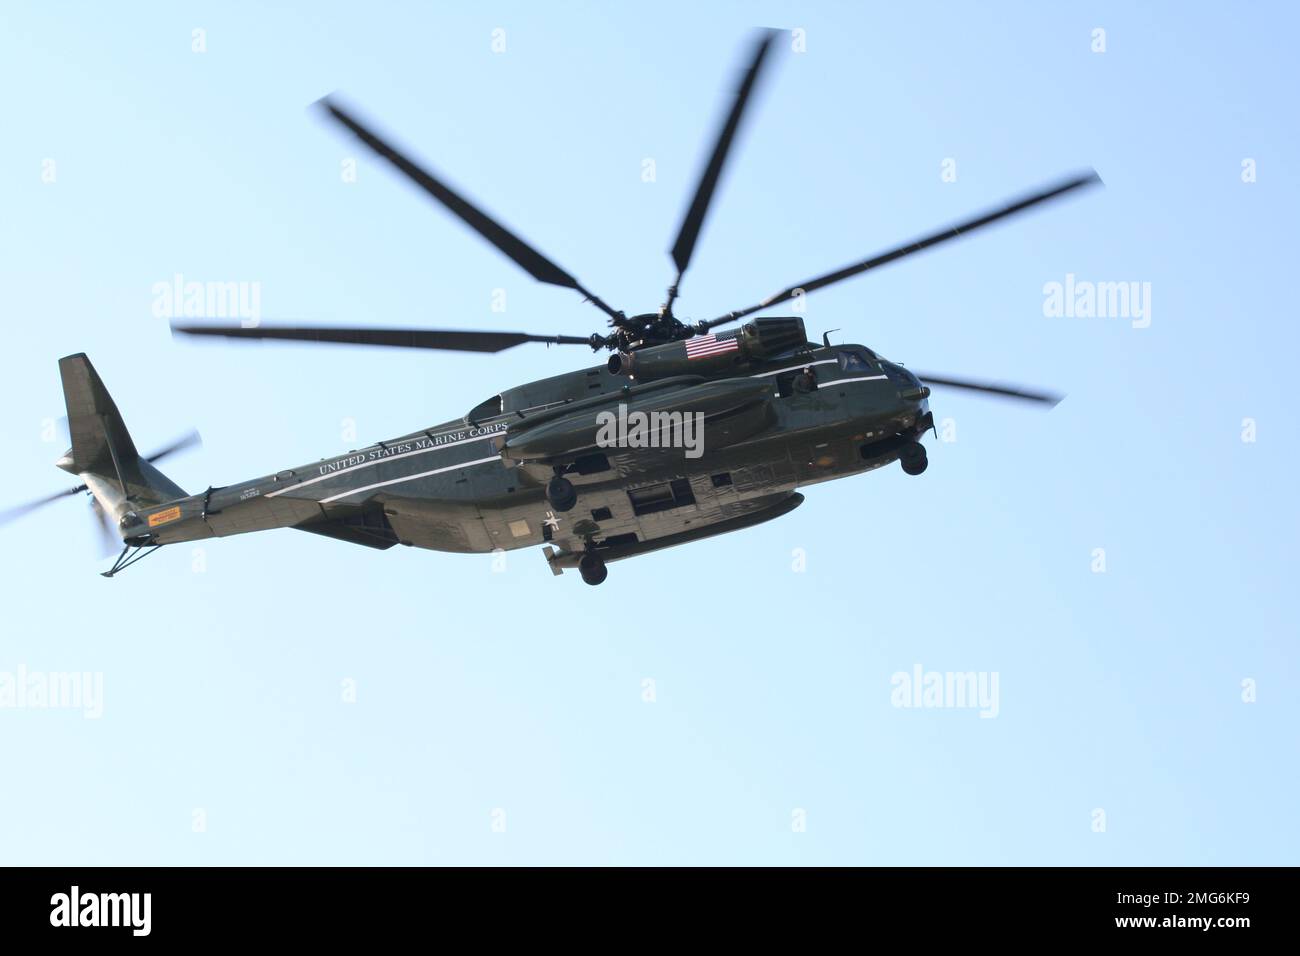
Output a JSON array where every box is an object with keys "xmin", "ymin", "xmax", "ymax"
[{"xmin": 118, "ymin": 340, "xmax": 931, "ymax": 562}]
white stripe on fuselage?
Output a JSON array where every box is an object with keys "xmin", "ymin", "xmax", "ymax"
[
  {"xmin": 749, "ymin": 360, "xmax": 890, "ymax": 386},
  {"xmin": 750, "ymin": 359, "xmax": 890, "ymax": 388},
  {"xmin": 749, "ymin": 358, "xmax": 838, "ymax": 378},
  {"xmin": 265, "ymin": 430, "xmax": 495, "ymax": 498},
  {"xmin": 318, "ymin": 455, "xmax": 502, "ymax": 504},
  {"xmin": 831, "ymin": 374, "xmax": 889, "ymax": 384}
]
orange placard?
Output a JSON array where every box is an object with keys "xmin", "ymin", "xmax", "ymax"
[{"xmin": 147, "ymin": 506, "xmax": 182, "ymax": 527}]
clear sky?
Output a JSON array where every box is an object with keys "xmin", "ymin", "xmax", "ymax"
[{"xmin": 1, "ymin": 2, "xmax": 1296, "ymax": 865}]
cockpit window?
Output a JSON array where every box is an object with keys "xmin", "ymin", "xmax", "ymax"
[
  {"xmin": 837, "ymin": 348, "xmax": 878, "ymax": 373},
  {"xmin": 467, "ymin": 394, "xmax": 503, "ymax": 422}
]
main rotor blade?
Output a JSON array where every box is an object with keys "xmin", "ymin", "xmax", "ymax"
[
  {"xmin": 173, "ymin": 324, "xmax": 597, "ymax": 353},
  {"xmin": 707, "ymin": 170, "xmax": 1103, "ymax": 328},
  {"xmin": 667, "ymin": 29, "xmax": 777, "ymax": 308},
  {"xmin": 145, "ymin": 429, "xmax": 203, "ymax": 464},
  {"xmin": 316, "ymin": 97, "xmax": 622, "ymax": 322},
  {"xmin": 0, "ymin": 485, "xmax": 87, "ymax": 527},
  {"xmin": 913, "ymin": 371, "xmax": 1063, "ymax": 407}
]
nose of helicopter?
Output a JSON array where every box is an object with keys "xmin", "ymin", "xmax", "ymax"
[
  {"xmin": 882, "ymin": 363, "xmax": 931, "ymax": 438},
  {"xmin": 883, "ymin": 362, "xmax": 930, "ymax": 403}
]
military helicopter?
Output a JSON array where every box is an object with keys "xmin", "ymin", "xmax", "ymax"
[{"xmin": 6, "ymin": 31, "xmax": 1099, "ymax": 585}]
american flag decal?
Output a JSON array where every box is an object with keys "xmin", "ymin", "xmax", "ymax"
[{"xmin": 684, "ymin": 330, "xmax": 740, "ymax": 359}]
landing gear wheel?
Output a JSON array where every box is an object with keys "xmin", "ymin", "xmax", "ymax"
[
  {"xmin": 901, "ymin": 443, "xmax": 928, "ymax": 476},
  {"xmin": 546, "ymin": 475, "xmax": 577, "ymax": 512},
  {"xmin": 579, "ymin": 552, "xmax": 608, "ymax": 586}
]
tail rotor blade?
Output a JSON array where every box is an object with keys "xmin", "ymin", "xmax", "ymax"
[
  {"xmin": 145, "ymin": 430, "xmax": 203, "ymax": 464},
  {"xmin": 1, "ymin": 429, "xmax": 198, "ymax": 532},
  {"xmin": 0, "ymin": 485, "xmax": 87, "ymax": 528},
  {"xmin": 90, "ymin": 499, "xmax": 119, "ymax": 558}
]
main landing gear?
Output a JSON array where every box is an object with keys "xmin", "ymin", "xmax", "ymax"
[
  {"xmin": 544, "ymin": 453, "xmax": 611, "ymax": 513},
  {"xmin": 579, "ymin": 551, "xmax": 608, "ymax": 586},
  {"xmin": 542, "ymin": 542, "xmax": 609, "ymax": 585},
  {"xmin": 546, "ymin": 473, "xmax": 577, "ymax": 512},
  {"xmin": 900, "ymin": 441, "xmax": 928, "ymax": 476}
]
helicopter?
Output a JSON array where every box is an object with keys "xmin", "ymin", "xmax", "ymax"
[{"xmin": 5, "ymin": 30, "xmax": 1099, "ymax": 585}]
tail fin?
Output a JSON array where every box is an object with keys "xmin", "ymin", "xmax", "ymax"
[{"xmin": 57, "ymin": 354, "xmax": 187, "ymax": 522}]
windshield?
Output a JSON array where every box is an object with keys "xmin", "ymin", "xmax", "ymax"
[{"xmin": 836, "ymin": 348, "xmax": 878, "ymax": 373}]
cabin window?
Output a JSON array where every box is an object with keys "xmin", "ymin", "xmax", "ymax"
[
  {"xmin": 466, "ymin": 394, "xmax": 503, "ymax": 421},
  {"xmin": 628, "ymin": 478, "xmax": 696, "ymax": 516},
  {"xmin": 777, "ymin": 366, "xmax": 819, "ymax": 397}
]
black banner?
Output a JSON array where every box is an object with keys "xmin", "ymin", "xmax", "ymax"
[{"xmin": 0, "ymin": 867, "xmax": 1283, "ymax": 942}]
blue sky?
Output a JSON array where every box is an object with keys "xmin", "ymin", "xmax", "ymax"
[{"xmin": 1, "ymin": 2, "xmax": 1296, "ymax": 864}]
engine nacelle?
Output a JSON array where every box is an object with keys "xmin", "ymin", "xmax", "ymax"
[
  {"xmin": 609, "ymin": 317, "xmax": 808, "ymax": 380},
  {"xmin": 500, "ymin": 377, "xmax": 775, "ymax": 463}
]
